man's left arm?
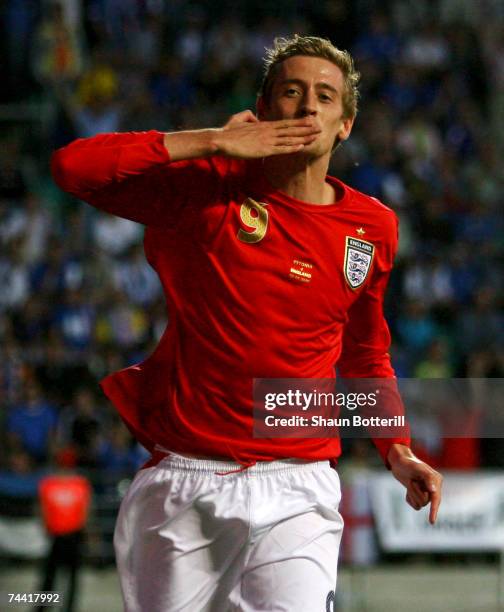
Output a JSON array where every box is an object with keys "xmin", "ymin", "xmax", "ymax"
[
  {"xmin": 386, "ymin": 443, "xmax": 443, "ymax": 525},
  {"xmin": 337, "ymin": 221, "xmax": 443, "ymax": 524}
]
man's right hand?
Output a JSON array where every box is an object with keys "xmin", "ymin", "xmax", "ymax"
[
  {"xmin": 212, "ymin": 110, "xmax": 321, "ymax": 158},
  {"xmin": 163, "ymin": 111, "xmax": 321, "ymax": 162}
]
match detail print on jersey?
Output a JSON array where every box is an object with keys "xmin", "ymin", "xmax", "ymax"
[
  {"xmin": 237, "ymin": 197, "xmax": 269, "ymax": 244},
  {"xmin": 289, "ymin": 259, "xmax": 313, "ymax": 284},
  {"xmin": 344, "ymin": 236, "xmax": 375, "ymax": 289}
]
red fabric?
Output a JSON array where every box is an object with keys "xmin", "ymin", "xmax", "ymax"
[
  {"xmin": 39, "ymin": 475, "xmax": 92, "ymax": 535},
  {"xmin": 51, "ymin": 131, "xmax": 410, "ymax": 467},
  {"xmin": 440, "ymin": 438, "xmax": 480, "ymax": 470},
  {"xmin": 439, "ymin": 408, "xmax": 481, "ymax": 470}
]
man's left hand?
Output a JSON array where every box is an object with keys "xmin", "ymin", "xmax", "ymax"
[{"xmin": 387, "ymin": 444, "xmax": 443, "ymax": 525}]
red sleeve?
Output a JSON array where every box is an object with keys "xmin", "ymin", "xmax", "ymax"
[
  {"xmin": 338, "ymin": 267, "xmax": 396, "ymax": 378},
  {"xmin": 337, "ymin": 213, "xmax": 410, "ymax": 465},
  {"xmin": 50, "ymin": 131, "xmax": 224, "ymax": 227}
]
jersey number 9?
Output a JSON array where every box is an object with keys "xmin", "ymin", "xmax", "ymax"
[{"xmin": 237, "ymin": 198, "xmax": 269, "ymax": 244}]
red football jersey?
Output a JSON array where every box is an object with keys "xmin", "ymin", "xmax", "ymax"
[{"xmin": 51, "ymin": 131, "xmax": 410, "ymax": 466}]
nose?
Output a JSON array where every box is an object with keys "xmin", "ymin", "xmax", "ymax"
[{"xmin": 299, "ymin": 89, "xmax": 318, "ymax": 117}]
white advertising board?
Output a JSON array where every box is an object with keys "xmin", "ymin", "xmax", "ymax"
[
  {"xmin": 370, "ymin": 472, "xmax": 504, "ymax": 552},
  {"xmin": 0, "ymin": 517, "xmax": 48, "ymax": 558}
]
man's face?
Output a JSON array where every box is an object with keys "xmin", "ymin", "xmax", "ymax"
[{"xmin": 259, "ymin": 55, "xmax": 354, "ymax": 158}]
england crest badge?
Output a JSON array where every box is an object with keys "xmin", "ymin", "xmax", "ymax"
[{"xmin": 344, "ymin": 236, "xmax": 374, "ymax": 289}]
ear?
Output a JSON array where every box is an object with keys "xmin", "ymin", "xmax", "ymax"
[
  {"xmin": 338, "ymin": 116, "xmax": 355, "ymax": 143},
  {"xmin": 256, "ymin": 96, "xmax": 267, "ymax": 120}
]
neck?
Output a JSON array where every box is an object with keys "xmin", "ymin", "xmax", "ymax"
[{"xmin": 262, "ymin": 153, "xmax": 335, "ymax": 205}]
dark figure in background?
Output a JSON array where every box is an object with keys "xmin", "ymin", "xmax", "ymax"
[{"xmin": 35, "ymin": 451, "xmax": 91, "ymax": 612}]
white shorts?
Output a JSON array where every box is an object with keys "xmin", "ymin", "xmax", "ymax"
[{"xmin": 114, "ymin": 452, "xmax": 344, "ymax": 612}]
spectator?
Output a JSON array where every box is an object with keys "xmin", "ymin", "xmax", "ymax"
[
  {"xmin": 58, "ymin": 388, "xmax": 104, "ymax": 468},
  {"xmin": 112, "ymin": 244, "xmax": 161, "ymax": 307},
  {"xmin": 414, "ymin": 338, "xmax": 454, "ymax": 378},
  {"xmin": 456, "ymin": 286, "xmax": 504, "ymax": 355},
  {"xmin": 402, "ymin": 20, "xmax": 451, "ymax": 70},
  {"xmin": 31, "ymin": 0, "xmax": 84, "ymax": 93},
  {"xmin": 35, "ymin": 331, "xmax": 93, "ymax": 407},
  {"xmin": 51, "ymin": 288, "xmax": 96, "ymax": 351},
  {"xmin": 92, "ymin": 214, "xmax": 143, "ymax": 256},
  {"xmin": 397, "ymin": 299, "xmax": 439, "ymax": 354},
  {"xmin": 0, "ymin": 449, "xmax": 43, "ymax": 512},
  {"xmin": 97, "ymin": 421, "xmax": 147, "ymax": 474},
  {"xmin": 36, "ymin": 451, "xmax": 92, "ymax": 612},
  {"xmin": 95, "ymin": 289, "xmax": 149, "ymax": 350},
  {"xmin": 174, "ymin": 8, "xmax": 207, "ymax": 72},
  {"xmin": 6, "ymin": 381, "xmax": 58, "ymax": 464},
  {"xmin": 0, "ymin": 241, "xmax": 30, "ymax": 313}
]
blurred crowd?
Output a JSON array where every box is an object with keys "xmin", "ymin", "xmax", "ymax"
[{"xmin": 0, "ymin": 0, "xmax": 503, "ymax": 499}]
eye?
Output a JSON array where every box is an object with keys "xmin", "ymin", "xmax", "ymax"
[
  {"xmin": 285, "ymin": 88, "xmax": 301, "ymax": 97},
  {"xmin": 319, "ymin": 93, "xmax": 332, "ymax": 102}
]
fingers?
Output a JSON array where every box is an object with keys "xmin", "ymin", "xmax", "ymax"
[
  {"xmin": 271, "ymin": 118, "xmax": 319, "ymax": 129},
  {"xmin": 392, "ymin": 454, "xmax": 443, "ymax": 524},
  {"xmin": 410, "ymin": 480, "xmax": 430, "ymax": 507},
  {"xmin": 240, "ymin": 110, "xmax": 259, "ymax": 124},
  {"xmin": 429, "ymin": 487, "xmax": 441, "ymax": 525},
  {"xmin": 406, "ymin": 483, "xmax": 427, "ymax": 510},
  {"xmin": 406, "ymin": 473, "xmax": 443, "ymax": 524},
  {"xmin": 267, "ymin": 125, "xmax": 320, "ymax": 155},
  {"xmin": 228, "ymin": 111, "xmax": 318, "ymax": 128},
  {"xmin": 273, "ymin": 134, "xmax": 319, "ymax": 147},
  {"xmin": 420, "ymin": 471, "xmax": 443, "ymax": 524},
  {"xmin": 227, "ymin": 113, "xmax": 314, "ymax": 129},
  {"xmin": 405, "ymin": 491, "xmax": 418, "ymax": 510},
  {"xmin": 269, "ymin": 134, "xmax": 320, "ymax": 155},
  {"xmin": 275, "ymin": 126, "xmax": 322, "ymax": 138},
  {"xmin": 219, "ymin": 114, "xmax": 321, "ymax": 158},
  {"xmin": 227, "ymin": 110, "xmax": 259, "ymax": 126},
  {"xmin": 269, "ymin": 144, "xmax": 306, "ymax": 155}
]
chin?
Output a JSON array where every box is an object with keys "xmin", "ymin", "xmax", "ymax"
[{"xmin": 300, "ymin": 142, "xmax": 328, "ymax": 159}]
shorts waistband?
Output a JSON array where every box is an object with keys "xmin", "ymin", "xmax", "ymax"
[{"xmin": 154, "ymin": 447, "xmax": 330, "ymax": 476}]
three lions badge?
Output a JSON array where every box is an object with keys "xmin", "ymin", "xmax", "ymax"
[{"xmin": 344, "ymin": 236, "xmax": 374, "ymax": 289}]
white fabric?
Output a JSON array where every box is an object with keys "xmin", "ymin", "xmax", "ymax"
[{"xmin": 114, "ymin": 452, "xmax": 344, "ymax": 612}]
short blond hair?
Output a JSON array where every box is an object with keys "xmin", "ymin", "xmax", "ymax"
[{"xmin": 259, "ymin": 35, "xmax": 360, "ymax": 119}]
